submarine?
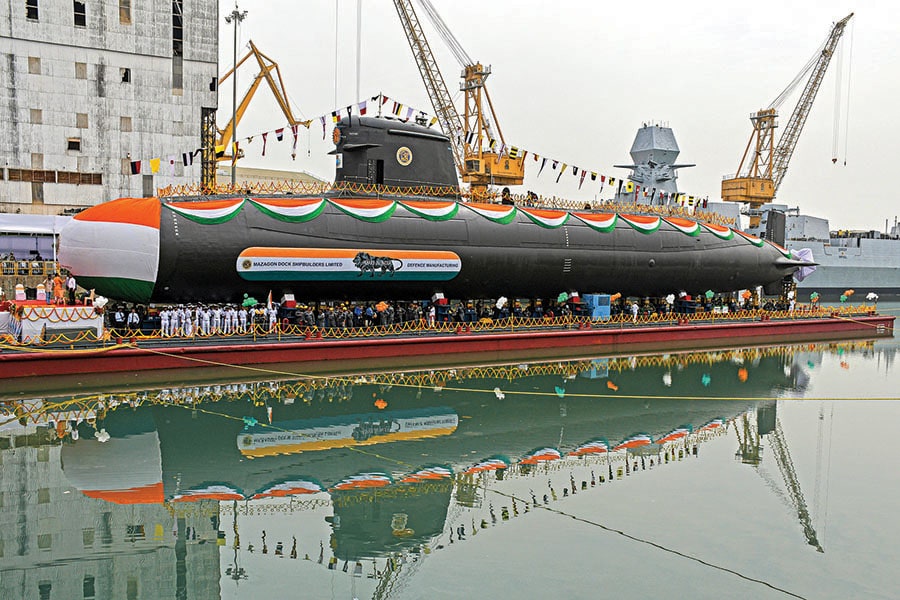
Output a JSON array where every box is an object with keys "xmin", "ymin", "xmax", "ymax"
[{"xmin": 58, "ymin": 116, "xmax": 813, "ymax": 304}]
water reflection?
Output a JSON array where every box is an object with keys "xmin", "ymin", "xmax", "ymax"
[{"xmin": 0, "ymin": 339, "xmax": 894, "ymax": 599}]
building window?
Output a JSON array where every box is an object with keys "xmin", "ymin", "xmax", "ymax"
[
  {"xmin": 120, "ymin": 116, "xmax": 132, "ymax": 132},
  {"xmin": 125, "ymin": 525, "xmax": 145, "ymax": 541},
  {"xmin": 119, "ymin": 0, "xmax": 131, "ymax": 24},
  {"xmin": 75, "ymin": 113, "xmax": 88, "ymax": 129},
  {"xmin": 31, "ymin": 153, "xmax": 43, "ymax": 169},
  {"xmin": 26, "ymin": 0, "xmax": 38, "ymax": 21},
  {"xmin": 67, "ymin": 138, "xmax": 82, "ymax": 152},
  {"xmin": 126, "ymin": 577, "xmax": 138, "ymax": 600},
  {"xmin": 38, "ymin": 582, "xmax": 52, "ymax": 600},
  {"xmin": 75, "ymin": 62, "xmax": 87, "ymax": 79},
  {"xmin": 82, "ymin": 528, "xmax": 95, "ymax": 548},
  {"xmin": 37, "ymin": 487, "xmax": 50, "ymax": 503},
  {"xmin": 28, "ymin": 56, "xmax": 41, "ymax": 74},
  {"xmin": 37, "ymin": 533, "xmax": 52, "ymax": 550},
  {"xmin": 74, "ymin": 1, "xmax": 86, "ymax": 27},
  {"xmin": 30, "ymin": 109, "xmax": 42, "ymax": 124},
  {"xmin": 83, "ymin": 575, "xmax": 96, "ymax": 599},
  {"xmin": 172, "ymin": 1, "xmax": 183, "ymax": 56},
  {"xmin": 121, "ymin": 67, "xmax": 131, "ymax": 83}
]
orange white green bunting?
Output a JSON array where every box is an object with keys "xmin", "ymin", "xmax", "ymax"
[
  {"xmin": 620, "ymin": 214, "xmax": 662, "ymax": 234},
  {"xmin": 251, "ymin": 480, "xmax": 323, "ymax": 499},
  {"xmin": 567, "ymin": 440, "xmax": 609, "ymax": 456},
  {"xmin": 701, "ymin": 222, "xmax": 735, "ymax": 240},
  {"xmin": 331, "ymin": 472, "xmax": 393, "ymax": 490},
  {"xmin": 613, "ymin": 434, "xmax": 653, "ymax": 451},
  {"xmin": 573, "ymin": 213, "xmax": 617, "ymax": 232},
  {"xmin": 330, "ymin": 198, "xmax": 396, "ymax": 222},
  {"xmin": 520, "ymin": 208, "xmax": 570, "ymax": 228},
  {"xmin": 171, "ymin": 485, "xmax": 245, "ymax": 502},
  {"xmin": 655, "ymin": 427, "xmax": 692, "ymax": 444},
  {"xmin": 664, "ymin": 217, "xmax": 701, "ymax": 236},
  {"xmin": 399, "ymin": 200, "xmax": 459, "ymax": 221},
  {"xmin": 399, "ymin": 466, "xmax": 453, "ymax": 483},
  {"xmin": 250, "ymin": 198, "xmax": 327, "ymax": 222},
  {"xmin": 464, "ymin": 457, "xmax": 510, "ymax": 475},
  {"xmin": 520, "ymin": 447, "xmax": 562, "ymax": 465},
  {"xmin": 165, "ymin": 198, "xmax": 245, "ymax": 224},
  {"xmin": 463, "ymin": 202, "xmax": 518, "ymax": 224},
  {"xmin": 734, "ymin": 229, "xmax": 765, "ymax": 247}
]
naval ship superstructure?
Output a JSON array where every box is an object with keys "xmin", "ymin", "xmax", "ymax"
[{"xmin": 615, "ymin": 123, "xmax": 900, "ymax": 300}]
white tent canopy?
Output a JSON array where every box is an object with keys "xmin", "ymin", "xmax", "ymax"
[{"xmin": 0, "ymin": 213, "xmax": 71, "ymax": 235}]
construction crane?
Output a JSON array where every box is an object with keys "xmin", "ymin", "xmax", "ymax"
[
  {"xmin": 734, "ymin": 405, "xmax": 824, "ymax": 552},
  {"xmin": 721, "ymin": 13, "xmax": 853, "ymax": 228},
  {"xmin": 393, "ymin": 0, "xmax": 524, "ymax": 199},
  {"xmin": 202, "ymin": 40, "xmax": 311, "ymax": 188}
]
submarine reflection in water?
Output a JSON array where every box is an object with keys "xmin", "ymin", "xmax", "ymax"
[{"xmin": 2, "ymin": 341, "xmax": 869, "ymax": 598}]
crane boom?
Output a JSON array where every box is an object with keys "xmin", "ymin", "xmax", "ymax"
[
  {"xmin": 772, "ymin": 13, "xmax": 853, "ymax": 191},
  {"xmin": 203, "ymin": 40, "xmax": 311, "ymax": 189},
  {"xmin": 769, "ymin": 418, "xmax": 824, "ymax": 552},
  {"xmin": 721, "ymin": 13, "xmax": 853, "ymax": 227},
  {"xmin": 393, "ymin": 0, "xmax": 525, "ymax": 198},
  {"xmin": 393, "ymin": 0, "xmax": 465, "ymax": 175}
]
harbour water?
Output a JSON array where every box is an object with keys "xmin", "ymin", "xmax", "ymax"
[{"xmin": 1, "ymin": 320, "xmax": 898, "ymax": 599}]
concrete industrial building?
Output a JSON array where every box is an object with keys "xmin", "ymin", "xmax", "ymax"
[{"xmin": 0, "ymin": 0, "xmax": 219, "ymax": 215}]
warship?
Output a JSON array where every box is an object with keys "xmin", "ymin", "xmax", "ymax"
[{"xmin": 615, "ymin": 123, "xmax": 900, "ymax": 301}]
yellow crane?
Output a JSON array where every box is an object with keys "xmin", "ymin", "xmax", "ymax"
[
  {"xmin": 721, "ymin": 13, "xmax": 853, "ymax": 228},
  {"xmin": 203, "ymin": 40, "xmax": 311, "ymax": 188},
  {"xmin": 393, "ymin": 0, "xmax": 524, "ymax": 199}
]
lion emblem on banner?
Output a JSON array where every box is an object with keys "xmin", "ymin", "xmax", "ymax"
[{"xmin": 353, "ymin": 252, "xmax": 403, "ymax": 277}]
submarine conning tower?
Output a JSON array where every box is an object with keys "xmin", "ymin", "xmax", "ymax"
[{"xmin": 331, "ymin": 116, "xmax": 459, "ymax": 192}]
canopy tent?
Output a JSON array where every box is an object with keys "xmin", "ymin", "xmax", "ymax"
[{"xmin": 0, "ymin": 213, "xmax": 71, "ymax": 235}]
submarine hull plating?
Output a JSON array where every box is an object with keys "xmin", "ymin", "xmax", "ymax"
[{"xmin": 59, "ymin": 196, "xmax": 803, "ymax": 304}]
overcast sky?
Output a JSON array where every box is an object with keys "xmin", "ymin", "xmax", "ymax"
[{"xmin": 216, "ymin": 0, "xmax": 899, "ymax": 231}]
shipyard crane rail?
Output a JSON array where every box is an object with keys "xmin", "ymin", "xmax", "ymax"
[
  {"xmin": 722, "ymin": 13, "xmax": 853, "ymax": 227},
  {"xmin": 203, "ymin": 40, "xmax": 311, "ymax": 188},
  {"xmin": 393, "ymin": 0, "xmax": 524, "ymax": 197}
]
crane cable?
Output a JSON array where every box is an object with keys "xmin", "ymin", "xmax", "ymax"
[
  {"xmin": 842, "ymin": 20, "xmax": 855, "ymax": 166},
  {"xmin": 831, "ymin": 38, "xmax": 843, "ymax": 162},
  {"xmin": 416, "ymin": 0, "xmax": 473, "ymax": 67},
  {"xmin": 768, "ymin": 41, "xmax": 824, "ymax": 110}
]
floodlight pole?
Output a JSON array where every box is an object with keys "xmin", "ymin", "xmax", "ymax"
[{"xmin": 224, "ymin": 3, "xmax": 247, "ymax": 189}]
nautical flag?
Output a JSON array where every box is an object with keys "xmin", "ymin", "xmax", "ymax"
[
  {"xmin": 392, "ymin": 102, "xmax": 402, "ymax": 116},
  {"xmin": 601, "ymin": 175, "xmax": 606, "ymax": 183},
  {"xmin": 261, "ymin": 132, "xmax": 268, "ymax": 156},
  {"xmin": 359, "ymin": 100, "xmax": 367, "ymax": 115},
  {"xmin": 608, "ymin": 177, "xmax": 615, "ymax": 186},
  {"xmin": 465, "ymin": 131, "xmax": 476, "ymax": 145},
  {"xmin": 182, "ymin": 151, "xmax": 193, "ymax": 166},
  {"xmin": 578, "ymin": 169, "xmax": 587, "ymax": 189},
  {"xmin": 380, "ymin": 94, "xmax": 389, "ymax": 105},
  {"xmin": 331, "ymin": 110, "xmax": 340, "ymax": 124},
  {"xmin": 405, "ymin": 106, "xmax": 414, "ymax": 120},
  {"xmin": 215, "ymin": 144, "xmax": 226, "ymax": 158},
  {"xmin": 429, "ymin": 116, "xmax": 438, "ymax": 127},
  {"xmin": 590, "ymin": 171, "xmax": 597, "ymax": 181},
  {"xmin": 538, "ymin": 157, "xmax": 548, "ymax": 176},
  {"xmin": 572, "ymin": 165, "xmax": 578, "ymax": 175},
  {"xmin": 625, "ymin": 181, "xmax": 634, "ymax": 193},
  {"xmin": 617, "ymin": 179, "xmax": 623, "ymax": 195},
  {"xmin": 275, "ymin": 128, "xmax": 285, "ymax": 141},
  {"xmin": 291, "ymin": 124, "xmax": 299, "ymax": 160},
  {"xmin": 347, "ymin": 105, "xmax": 353, "ymax": 118},
  {"xmin": 319, "ymin": 116, "xmax": 326, "ymax": 140},
  {"xmin": 149, "ymin": 158, "xmax": 160, "ymax": 174},
  {"xmin": 498, "ymin": 143, "xmax": 507, "ymax": 156},
  {"xmin": 266, "ymin": 290, "xmax": 272, "ymax": 310},
  {"xmin": 489, "ymin": 138, "xmax": 497, "ymax": 150},
  {"xmin": 509, "ymin": 146, "xmax": 519, "ymax": 159},
  {"xmin": 130, "ymin": 160, "xmax": 141, "ymax": 174},
  {"xmin": 556, "ymin": 163, "xmax": 567, "ymax": 183},
  {"xmin": 552, "ymin": 160, "xmax": 558, "ymax": 170},
  {"xmin": 521, "ymin": 150, "xmax": 528, "ymax": 161}
]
